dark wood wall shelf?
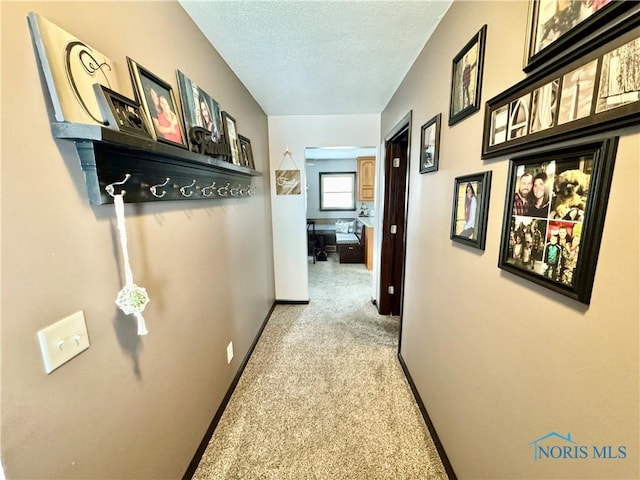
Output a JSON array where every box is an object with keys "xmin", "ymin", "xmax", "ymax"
[{"xmin": 52, "ymin": 122, "xmax": 262, "ymax": 205}]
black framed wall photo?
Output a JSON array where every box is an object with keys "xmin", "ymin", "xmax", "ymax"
[
  {"xmin": 498, "ymin": 138, "xmax": 618, "ymax": 304},
  {"xmin": 127, "ymin": 57, "xmax": 186, "ymax": 149},
  {"xmin": 450, "ymin": 170, "xmax": 492, "ymax": 250},
  {"xmin": 482, "ymin": 24, "xmax": 640, "ymax": 159},
  {"xmin": 524, "ymin": 0, "xmax": 637, "ymax": 73},
  {"xmin": 419, "ymin": 113, "xmax": 441, "ymax": 174},
  {"xmin": 449, "ymin": 25, "xmax": 487, "ymax": 126}
]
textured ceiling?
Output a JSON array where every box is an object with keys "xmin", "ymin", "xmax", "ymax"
[{"xmin": 179, "ymin": 1, "xmax": 452, "ymax": 116}]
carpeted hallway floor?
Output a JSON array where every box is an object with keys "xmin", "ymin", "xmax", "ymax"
[{"xmin": 193, "ymin": 253, "xmax": 448, "ymax": 479}]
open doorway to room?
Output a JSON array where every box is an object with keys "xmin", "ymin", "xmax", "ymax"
[{"xmin": 305, "ymin": 146, "xmax": 377, "ymax": 297}]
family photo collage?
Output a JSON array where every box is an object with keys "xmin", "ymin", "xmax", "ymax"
[{"xmin": 419, "ymin": 0, "xmax": 640, "ymax": 304}]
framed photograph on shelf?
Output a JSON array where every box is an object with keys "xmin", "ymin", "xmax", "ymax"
[
  {"xmin": 450, "ymin": 170, "xmax": 492, "ymax": 250},
  {"xmin": 127, "ymin": 57, "xmax": 186, "ymax": 149},
  {"xmin": 93, "ymin": 84, "xmax": 153, "ymax": 140},
  {"xmin": 524, "ymin": 1, "xmax": 637, "ymax": 73},
  {"xmin": 482, "ymin": 25, "xmax": 640, "ymax": 159},
  {"xmin": 176, "ymin": 70, "xmax": 223, "ymax": 153},
  {"xmin": 419, "ymin": 113, "xmax": 441, "ymax": 174},
  {"xmin": 498, "ymin": 138, "xmax": 618, "ymax": 304},
  {"xmin": 238, "ymin": 134, "xmax": 255, "ymax": 169},
  {"xmin": 221, "ymin": 111, "xmax": 241, "ymax": 165},
  {"xmin": 449, "ymin": 25, "xmax": 487, "ymax": 126}
]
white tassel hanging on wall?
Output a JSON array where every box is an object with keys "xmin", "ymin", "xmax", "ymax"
[{"xmin": 113, "ymin": 193, "xmax": 150, "ymax": 335}]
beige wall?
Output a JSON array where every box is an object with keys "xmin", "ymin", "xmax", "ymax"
[
  {"xmin": 1, "ymin": 1, "xmax": 274, "ymax": 478},
  {"xmin": 383, "ymin": 1, "xmax": 639, "ymax": 478}
]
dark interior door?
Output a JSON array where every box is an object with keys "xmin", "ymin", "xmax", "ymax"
[{"xmin": 378, "ymin": 114, "xmax": 411, "ymax": 316}]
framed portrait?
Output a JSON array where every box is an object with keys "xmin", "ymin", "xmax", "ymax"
[
  {"xmin": 449, "ymin": 25, "xmax": 487, "ymax": 126},
  {"xmin": 450, "ymin": 171, "xmax": 492, "ymax": 250},
  {"xmin": 93, "ymin": 84, "xmax": 153, "ymax": 140},
  {"xmin": 419, "ymin": 113, "xmax": 441, "ymax": 174},
  {"xmin": 27, "ymin": 12, "xmax": 120, "ymax": 125},
  {"xmin": 498, "ymin": 138, "xmax": 618, "ymax": 304},
  {"xmin": 127, "ymin": 57, "xmax": 186, "ymax": 149},
  {"xmin": 482, "ymin": 25, "xmax": 640, "ymax": 159},
  {"xmin": 221, "ymin": 111, "xmax": 241, "ymax": 165},
  {"xmin": 523, "ymin": 1, "xmax": 637, "ymax": 73},
  {"xmin": 238, "ymin": 135, "xmax": 255, "ymax": 169},
  {"xmin": 176, "ymin": 70, "xmax": 223, "ymax": 154}
]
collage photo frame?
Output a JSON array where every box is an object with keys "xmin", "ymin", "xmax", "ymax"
[
  {"xmin": 497, "ymin": 138, "xmax": 618, "ymax": 304},
  {"xmin": 483, "ymin": 21, "xmax": 640, "ymax": 159}
]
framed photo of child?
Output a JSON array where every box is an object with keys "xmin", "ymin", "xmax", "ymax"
[{"xmin": 449, "ymin": 25, "xmax": 487, "ymax": 126}]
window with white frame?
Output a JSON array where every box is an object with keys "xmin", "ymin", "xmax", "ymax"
[{"xmin": 319, "ymin": 172, "xmax": 356, "ymax": 211}]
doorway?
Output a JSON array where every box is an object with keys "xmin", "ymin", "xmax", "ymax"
[{"xmin": 377, "ymin": 112, "xmax": 412, "ymax": 316}]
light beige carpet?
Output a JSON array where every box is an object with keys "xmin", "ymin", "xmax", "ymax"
[{"xmin": 193, "ymin": 253, "xmax": 448, "ymax": 479}]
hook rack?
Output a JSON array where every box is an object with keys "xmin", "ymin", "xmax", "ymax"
[{"xmin": 52, "ymin": 122, "xmax": 262, "ymax": 205}]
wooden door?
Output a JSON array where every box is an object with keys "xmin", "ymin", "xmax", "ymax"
[{"xmin": 378, "ymin": 113, "xmax": 411, "ymax": 316}]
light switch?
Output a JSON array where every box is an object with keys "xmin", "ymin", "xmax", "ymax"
[
  {"xmin": 37, "ymin": 311, "xmax": 90, "ymax": 374},
  {"xmin": 227, "ymin": 341, "xmax": 233, "ymax": 364}
]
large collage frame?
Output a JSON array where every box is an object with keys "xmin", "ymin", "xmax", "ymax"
[
  {"xmin": 483, "ymin": 19, "xmax": 640, "ymax": 159},
  {"xmin": 497, "ymin": 138, "xmax": 618, "ymax": 304}
]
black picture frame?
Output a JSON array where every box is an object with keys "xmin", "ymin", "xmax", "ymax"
[
  {"xmin": 238, "ymin": 134, "xmax": 255, "ymax": 169},
  {"xmin": 450, "ymin": 170, "xmax": 492, "ymax": 250},
  {"xmin": 419, "ymin": 113, "xmax": 441, "ymax": 174},
  {"xmin": 449, "ymin": 25, "xmax": 487, "ymax": 126},
  {"xmin": 93, "ymin": 84, "xmax": 153, "ymax": 140},
  {"xmin": 221, "ymin": 111, "xmax": 241, "ymax": 165},
  {"xmin": 175, "ymin": 70, "xmax": 223, "ymax": 153},
  {"xmin": 482, "ymin": 24, "xmax": 640, "ymax": 159},
  {"xmin": 523, "ymin": 1, "xmax": 638, "ymax": 73},
  {"xmin": 127, "ymin": 57, "xmax": 187, "ymax": 149},
  {"xmin": 498, "ymin": 138, "xmax": 618, "ymax": 304}
]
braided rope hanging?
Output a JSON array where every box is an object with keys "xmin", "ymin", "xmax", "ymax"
[{"xmin": 113, "ymin": 193, "xmax": 149, "ymax": 335}]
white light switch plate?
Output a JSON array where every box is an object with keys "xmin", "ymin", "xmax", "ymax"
[{"xmin": 37, "ymin": 311, "xmax": 90, "ymax": 374}]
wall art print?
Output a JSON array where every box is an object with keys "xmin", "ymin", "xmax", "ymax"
[
  {"xmin": 498, "ymin": 138, "xmax": 618, "ymax": 304},
  {"xmin": 275, "ymin": 170, "xmax": 301, "ymax": 195},
  {"xmin": 27, "ymin": 11, "xmax": 120, "ymax": 125}
]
